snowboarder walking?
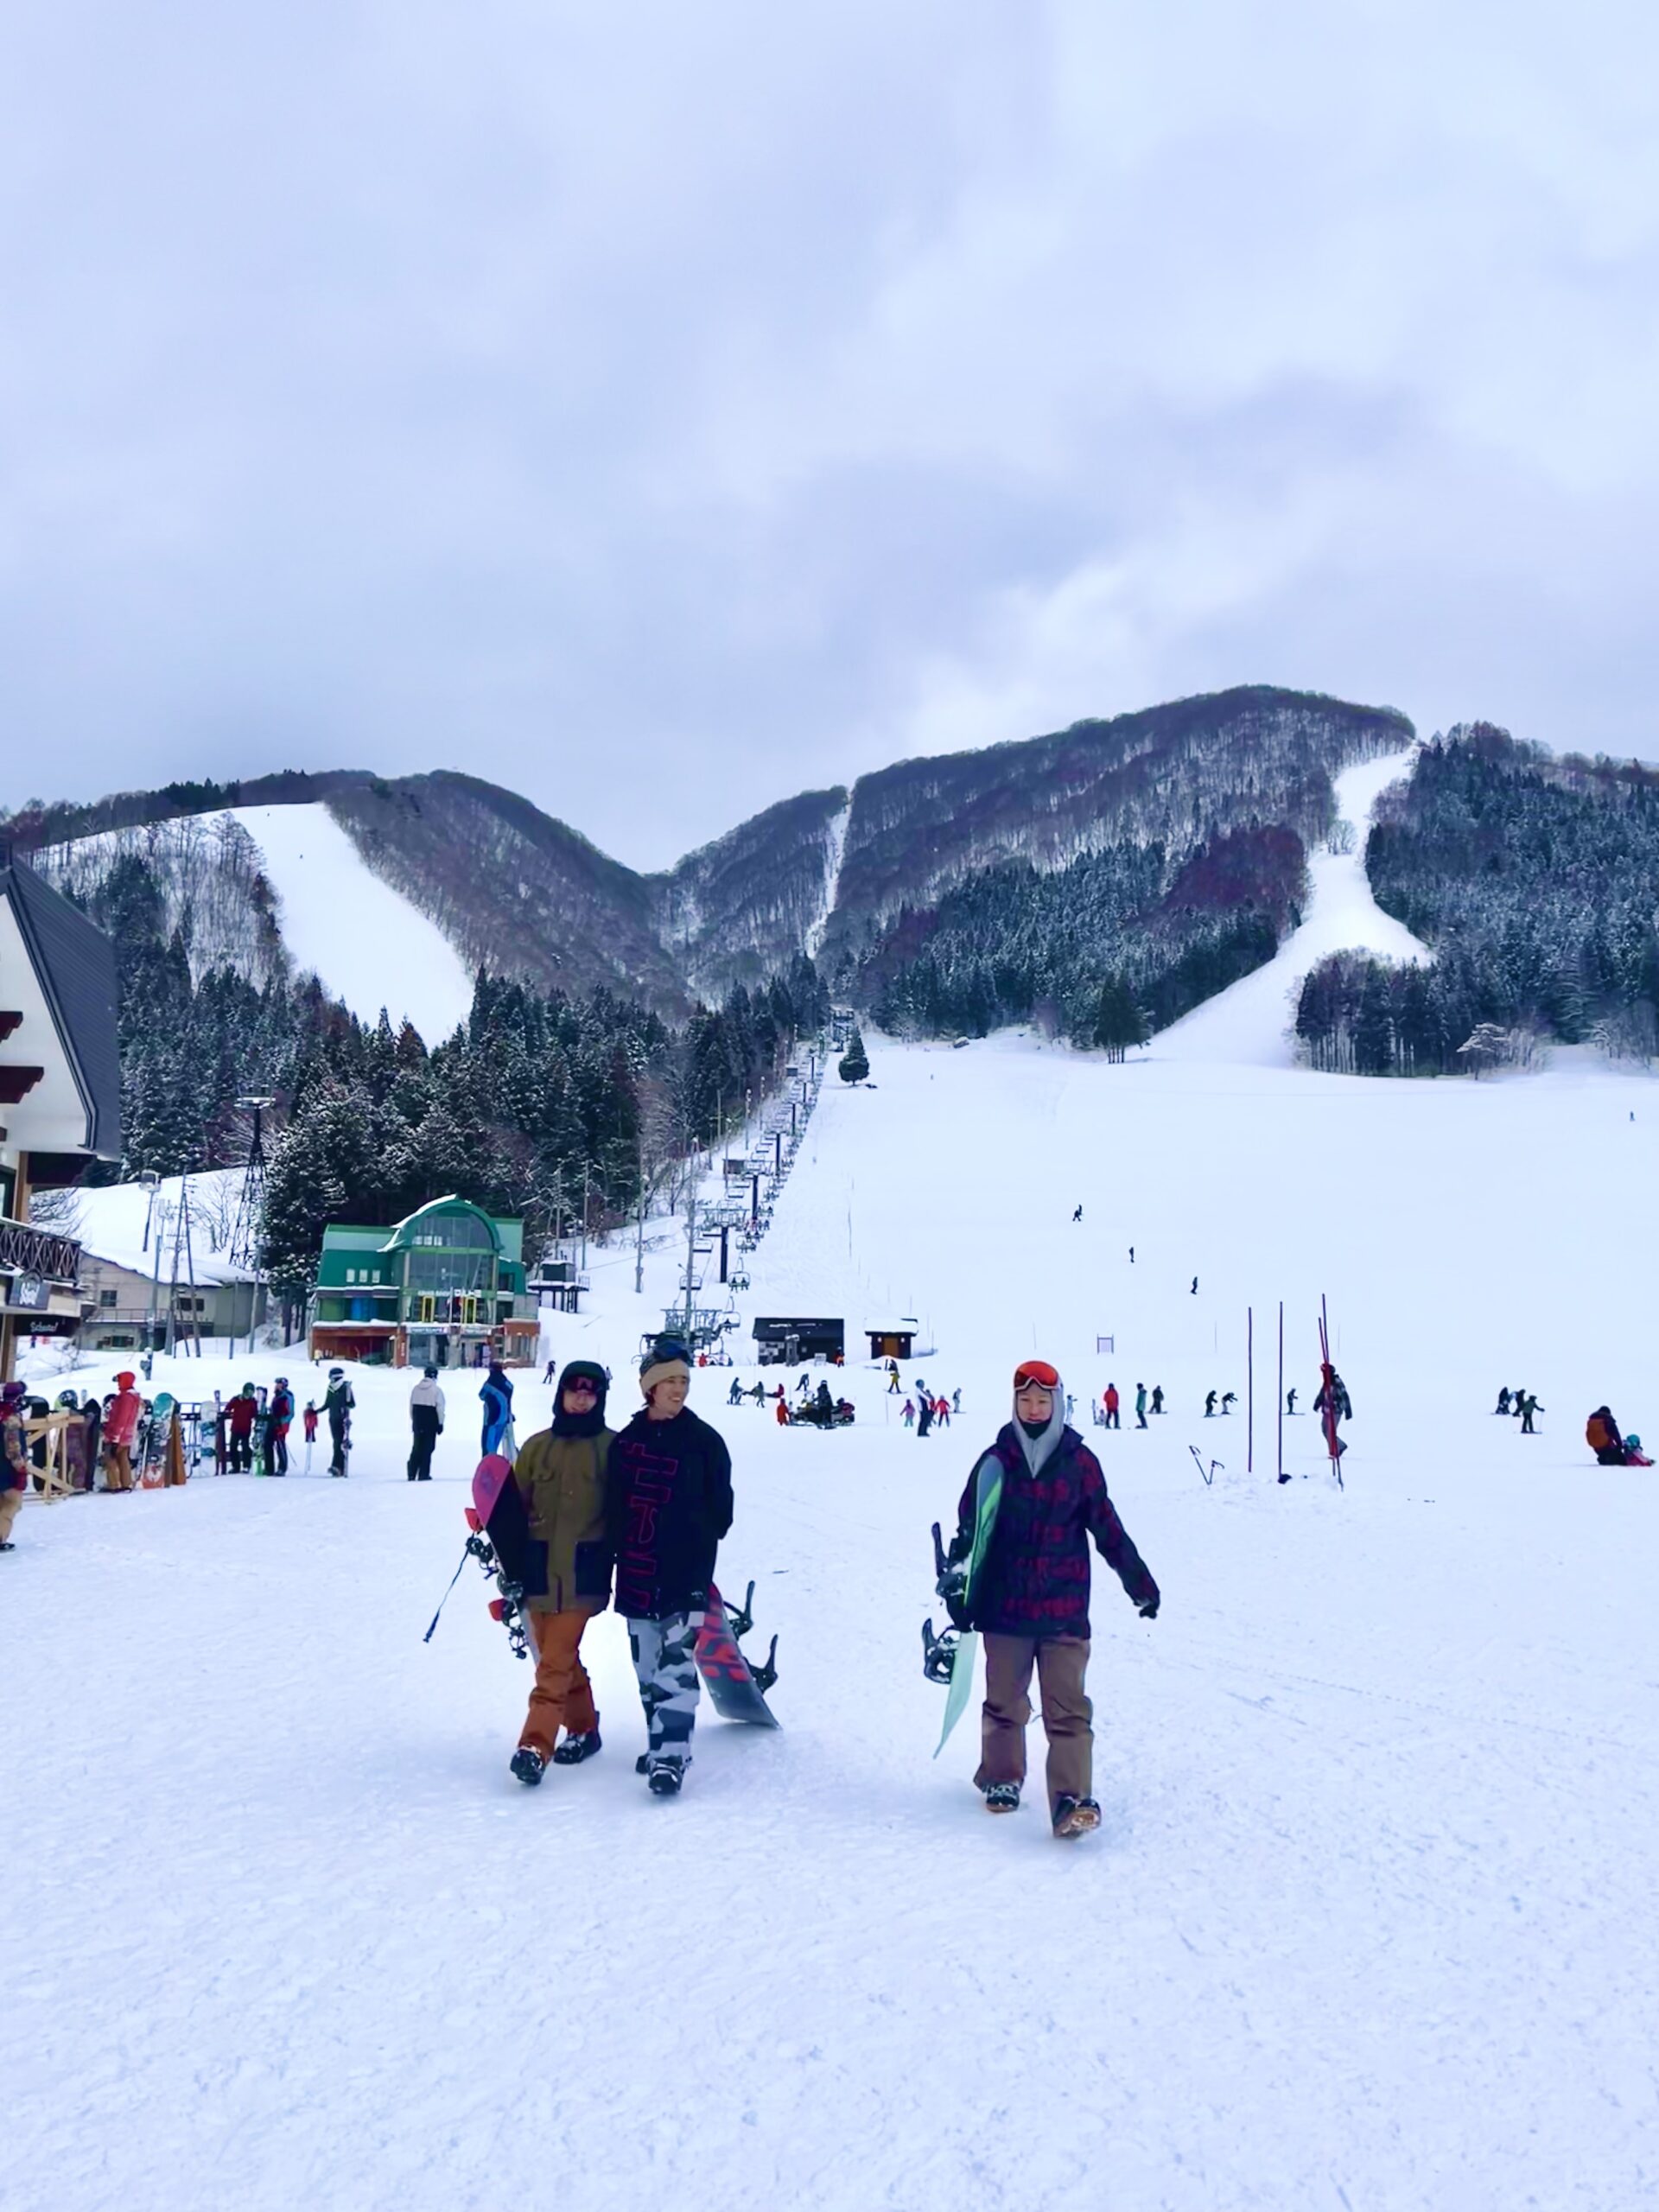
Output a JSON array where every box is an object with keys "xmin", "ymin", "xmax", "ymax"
[
  {"xmin": 1135, "ymin": 1383, "xmax": 1148, "ymax": 1429},
  {"xmin": 509, "ymin": 1360, "xmax": 615, "ymax": 1784},
  {"xmin": 1103, "ymin": 1383, "xmax": 1120, "ymax": 1429},
  {"xmin": 480, "ymin": 1362, "xmax": 514, "ymax": 1457},
  {"xmin": 407, "ymin": 1367, "xmax": 445, "ymax": 1481},
  {"xmin": 265, "ymin": 1378, "xmax": 295, "ymax": 1477},
  {"xmin": 0, "ymin": 1381, "xmax": 29, "ymax": 1550},
  {"xmin": 606, "ymin": 1341, "xmax": 734, "ymax": 1796},
  {"xmin": 943, "ymin": 1358, "xmax": 1159, "ymax": 1837},
  {"xmin": 324, "ymin": 1368, "xmax": 354, "ymax": 1477}
]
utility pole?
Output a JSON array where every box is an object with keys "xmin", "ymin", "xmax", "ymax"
[
  {"xmin": 634, "ymin": 1132, "xmax": 647, "ymax": 1297},
  {"xmin": 181, "ymin": 1175, "xmax": 203, "ymax": 1358},
  {"xmin": 580, "ymin": 1160, "xmax": 589, "ymax": 1275}
]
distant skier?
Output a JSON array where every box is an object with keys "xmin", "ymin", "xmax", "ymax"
[
  {"xmin": 606, "ymin": 1341, "xmax": 734, "ymax": 1796},
  {"xmin": 751, "ymin": 1382, "xmax": 766, "ymax": 1407},
  {"xmin": 1517, "ymin": 1390, "xmax": 1544, "ymax": 1434},
  {"xmin": 408, "ymin": 1366, "xmax": 445, "ymax": 1481},
  {"xmin": 324, "ymin": 1368, "xmax": 354, "ymax": 1477},
  {"xmin": 302, "ymin": 1402, "xmax": 319, "ymax": 1471},
  {"xmin": 1286, "ymin": 1388, "xmax": 1298, "ymax": 1415},
  {"xmin": 1220, "ymin": 1390, "xmax": 1237, "ymax": 1415},
  {"xmin": 918, "ymin": 1396, "xmax": 935, "ymax": 1438},
  {"xmin": 508, "ymin": 1359, "xmax": 615, "ymax": 1785},
  {"xmin": 542, "ymin": 1358, "xmax": 557, "ymax": 1385},
  {"xmin": 728, "ymin": 1377, "xmax": 744, "ymax": 1406},
  {"xmin": 480, "ymin": 1362, "xmax": 513, "ymax": 1457},
  {"xmin": 1103, "ymin": 1383, "xmax": 1120, "ymax": 1430},
  {"xmin": 952, "ymin": 1389, "xmax": 961, "ymax": 1413},
  {"xmin": 940, "ymin": 1357, "xmax": 1159, "ymax": 1839},
  {"xmin": 774, "ymin": 1396, "xmax": 791, "ymax": 1427},
  {"xmin": 265, "ymin": 1377, "xmax": 295, "ymax": 1477},
  {"xmin": 1128, "ymin": 1247, "xmax": 1135, "ymax": 1263},
  {"xmin": 902, "ymin": 1399, "xmax": 916, "ymax": 1428},
  {"xmin": 1135, "ymin": 1384, "xmax": 1148, "ymax": 1429},
  {"xmin": 1072, "ymin": 1206, "xmax": 1083, "ymax": 1224},
  {"xmin": 1150, "ymin": 1385, "xmax": 1164, "ymax": 1415},
  {"xmin": 935, "ymin": 1395, "xmax": 951, "ymax": 1428},
  {"xmin": 1205, "ymin": 1390, "xmax": 1217, "ymax": 1418},
  {"xmin": 887, "ymin": 1362, "xmax": 901, "ymax": 1395},
  {"xmin": 1493, "ymin": 1387, "xmax": 1511, "ymax": 1416},
  {"xmin": 1191, "ymin": 1276, "xmax": 1198, "ymax": 1295}
]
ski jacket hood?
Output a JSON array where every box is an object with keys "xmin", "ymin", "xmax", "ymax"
[
  {"xmin": 551, "ymin": 1359, "xmax": 609, "ymax": 1439},
  {"xmin": 1013, "ymin": 1370, "xmax": 1066, "ymax": 1478}
]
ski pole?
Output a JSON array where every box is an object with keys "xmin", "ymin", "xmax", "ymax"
[{"xmin": 423, "ymin": 1548, "xmax": 472, "ymax": 1643}]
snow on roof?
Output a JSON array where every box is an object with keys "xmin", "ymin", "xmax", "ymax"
[{"xmin": 70, "ymin": 1168, "xmax": 254, "ymax": 1284}]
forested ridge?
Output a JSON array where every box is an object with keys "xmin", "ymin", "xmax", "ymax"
[{"xmin": 1295, "ymin": 725, "xmax": 1659, "ymax": 1074}]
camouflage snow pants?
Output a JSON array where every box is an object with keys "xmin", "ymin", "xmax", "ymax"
[{"xmin": 626, "ymin": 1611, "xmax": 702, "ymax": 1752}]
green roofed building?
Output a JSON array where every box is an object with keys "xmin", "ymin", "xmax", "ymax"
[{"xmin": 308, "ymin": 1195, "xmax": 538, "ymax": 1369}]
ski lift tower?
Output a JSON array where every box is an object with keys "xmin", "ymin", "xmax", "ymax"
[{"xmin": 228, "ymin": 1096, "xmax": 276, "ymax": 1350}]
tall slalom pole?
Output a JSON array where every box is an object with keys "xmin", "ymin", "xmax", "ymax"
[
  {"xmin": 1276, "ymin": 1300, "xmax": 1284, "ymax": 1482},
  {"xmin": 1247, "ymin": 1306, "xmax": 1254, "ymax": 1474}
]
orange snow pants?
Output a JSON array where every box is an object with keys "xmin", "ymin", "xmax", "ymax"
[{"xmin": 518, "ymin": 1608, "xmax": 601, "ymax": 1758}]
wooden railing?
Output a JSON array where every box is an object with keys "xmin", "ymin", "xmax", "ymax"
[{"xmin": 0, "ymin": 1216, "xmax": 81, "ymax": 1284}]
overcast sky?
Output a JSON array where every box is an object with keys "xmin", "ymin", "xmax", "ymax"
[{"xmin": 4, "ymin": 3, "xmax": 1657, "ymax": 869}]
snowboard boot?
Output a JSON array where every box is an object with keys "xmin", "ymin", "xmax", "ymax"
[
  {"xmin": 982, "ymin": 1781, "xmax": 1021, "ymax": 1815},
  {"xmin": 510, "ymin": 1745, "xmax": 546, "ymax": 1788},
  {"xmin": 551, "ymin": 1728, "xmax": 601, "ymax": 1766},
  {"xmin": 1052, "ymin": 1795, "xmax": 1102, "ymax": 1839},
  {"xmin": 645, "ymin": 1751, "xmax": 689, "ymax": 1797}
]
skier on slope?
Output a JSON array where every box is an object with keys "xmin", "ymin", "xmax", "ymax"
[
  {"xmin": 942, "ymin": 1357, "xmax": 1159, "ymax": 1838},
  {"xmin": 480, "ymin": 1362, "xmax": 514, "ymax": 1457},
  {"xmin": 606, "ymin": 1340, "xmax": 734, "ymax": 1796},
  {"xmin": 1517, "ymin": 1389, "xmax": 1544, "ymax": 1435},
  {"xmin": 1493, "ymin": 1387, "xmax": 1512, "ymax": 1416},
  {"xmin": 1135, "ymin": 1384, "xmax": 1148, "ymax": 1429},
  {"xmin": 1103, "ymin": 1383, "xmax": 1120, "ymax": 1429},
  {"xmin": 1150, "ymin": 1385, "xmax": 1164, "ymax": 1415},
  {"xmin": 917, "ymin": 1395, "xmax": 935, "ymax": 1438},
  {"xmin": 728, "ymin": 1377, "xmax": 744, "ymax": 1406},
  {"xmin": 407, "ymin": 1367, "xmax": 445, "ymax": 1481},
  {"xmin": 508, "ymin": 1360, "xmax": 615, "ymax": 1785},
  {"xmin": 324, "ymin": 1368, "xmax": 355, "ymax": 1477},
  {"xmin": 1204, "ymin": 1390, "xmax": 1217, "ymax": 1418},
  {"xmin": 903, "ymin": 1399, "xmax": 916, "ymax": 1428}
]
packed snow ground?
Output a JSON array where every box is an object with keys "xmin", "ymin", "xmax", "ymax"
[
  {"xmin": 220, "ymin": 804, "xmax": 475, "ymax": 1043},
  {"xmin": 11, "ymin": 791, "xmax": 1659, "ymax": 2208}
]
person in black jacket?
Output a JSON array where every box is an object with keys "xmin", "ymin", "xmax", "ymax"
[{"xmin": 606, "ymin": 1338, "xmax": 734, "ymax": 1796}]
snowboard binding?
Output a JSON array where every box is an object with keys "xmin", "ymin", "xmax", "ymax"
[
  {"xmin": 721, "ymin": 1580, "xmax": 780, "ymax": 1693},
  {"xmin": 921, "ymin": 1616, "xmax": 960, "ymax": 1684},
  {"xmin": 465, "ymin": 1508, "xmax": 534, "ymax": 1661}
]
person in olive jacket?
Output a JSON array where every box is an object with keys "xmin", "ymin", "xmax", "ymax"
[
  {"xmin": 507, "ymin": 1359, "xmax": 616, "ymax": 1787},
  {"xmin": 605, "ymin": 1338, "xmax": 734, "ymax": 1797}
]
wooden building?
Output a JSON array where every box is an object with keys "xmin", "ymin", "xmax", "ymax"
[{"xmin": 0, "ymin": 846, "xmax": 122, "ymax": 1380}]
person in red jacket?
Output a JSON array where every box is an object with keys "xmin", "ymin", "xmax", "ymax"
[
  {"xmin": 104, "ymin": 1371, "xmax": 143, "ymax": 1491},
  {"xmin": 226, "ymin": 1382, "xmax": 258, "ymax": 1472},
  {"xmin": 1103, "ymin": 1383, "xmax": 1120, "ymax": 1429}
]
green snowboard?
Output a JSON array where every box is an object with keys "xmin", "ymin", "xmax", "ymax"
[{"xmin": 934, "ymin": 1452, "xmax": 1004, "ymax": 1757}]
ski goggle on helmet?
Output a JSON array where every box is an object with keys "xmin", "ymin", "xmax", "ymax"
[{"xmin": 1013, "ymin": 1360, "xmax": 1060, "ymax": 1392}]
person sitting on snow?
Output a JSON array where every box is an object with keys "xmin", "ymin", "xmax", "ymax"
[
  {"xmin": 1586, "ymin": 1407, "xmax": 1629, "ymax": 1466},
  {"xmin": 1494, "ymin": 1386, "xmax": 1512, "ymax": 1415}
]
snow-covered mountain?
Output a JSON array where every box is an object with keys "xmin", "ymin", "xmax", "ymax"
[{"xmin": 15, "ymin": 684, "xmax": 1411, "ymax": 1020}]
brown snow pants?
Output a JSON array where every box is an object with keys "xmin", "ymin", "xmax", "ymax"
[
  {"xmin": 976, "ymin": 1633, "xmax": 1092, "ymax": 1814},
  {"xmin": 104, "ymin": 1444, "xmax": 134, "ymax": 1491},
  {"xmin": 518, "ymin": 1607, "xmax": 601, "ymax": 1758},
  {"xmin": 0, "ymin": 1483, "xmax": 22, "ymax": 1543}
]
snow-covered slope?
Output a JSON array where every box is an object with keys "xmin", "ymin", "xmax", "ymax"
[
  {"xmin": 221, "ymin": 804, "xmax": 475, "ymax": 1042},
  {"xmin": 1157, "ymin": 747, "xmax": 1428, "ymax": 1065},
  {"xmin": 10, "ymin": 1030, "xmax": 1658, "ymax": 2210},
  {"xmin": 72, "ymin": 1167, "xmax": 251, "ymax": 1284}
]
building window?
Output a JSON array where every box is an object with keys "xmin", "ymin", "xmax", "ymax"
[{"xmin": 99, "ymin": 1288, "xmax": 118, "ymax": 1308}]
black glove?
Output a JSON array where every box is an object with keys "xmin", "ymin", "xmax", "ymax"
[{"xmin": 1138, "ymin": 1596, "xmax": 1160, "ymax": 1620}]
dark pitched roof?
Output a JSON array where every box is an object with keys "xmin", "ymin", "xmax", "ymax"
[{"xmin": 0, "ymin": 844, "xmax": 122, "ymax": 1160}]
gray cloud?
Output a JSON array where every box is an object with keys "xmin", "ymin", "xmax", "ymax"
[{"xmin": 3, "ymin": 2, "xmax": 1657, "ymax": 868}]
